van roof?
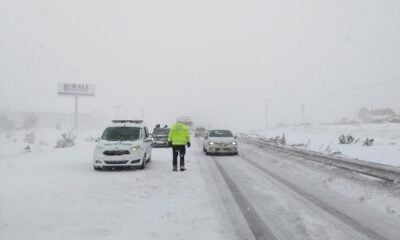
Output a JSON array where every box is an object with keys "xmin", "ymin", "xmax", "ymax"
[
  {"xmin": 112, "ymin": 120, "xmax": 143, "ymax": 124},
  {"xmin": 108, "ymin": 120, "xmax": 145, "ymax": 128}
]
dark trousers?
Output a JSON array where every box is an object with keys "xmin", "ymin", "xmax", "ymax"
[{"xmin": 172, "ymin": 145, "xmax": 186, "ymax": 167}]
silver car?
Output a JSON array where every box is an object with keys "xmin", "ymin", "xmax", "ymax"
[{"xmin": 203, "ymin": 129, "xmax": 238, "ymax": 155}]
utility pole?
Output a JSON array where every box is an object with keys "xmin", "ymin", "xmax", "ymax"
[{"xmin": 265, "ymin": 99, "xmax": 269, "ymax": 129}]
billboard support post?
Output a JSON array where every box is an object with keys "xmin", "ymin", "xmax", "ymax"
[
  {"xmin": 57, "ymin": 83, "xmax": 95, "ymax": 130},
  {"xmin": 74, "ymin": 97, "xmax": 79, "ymax": 130}
]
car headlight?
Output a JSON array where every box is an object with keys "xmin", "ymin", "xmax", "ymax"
[
  {"xmin": 209, "ymin": 142, "xmax": 214, "ymax": 145},
  {"xmin": 232, "ymin": 142, "xmax": 237, "ymax": 145},
  {"xmin": 131, "ymin": 145, "xmax": 142, "ymax": 151}
]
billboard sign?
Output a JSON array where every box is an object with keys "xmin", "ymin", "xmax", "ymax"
[{"xmin": 58, "ymin": 83, "xmax": 95, "ymax": 97}]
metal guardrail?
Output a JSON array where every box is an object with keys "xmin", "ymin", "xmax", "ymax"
[{"xmin": 240, "ymin": 137, "xmax": 400, "ymax": 182}]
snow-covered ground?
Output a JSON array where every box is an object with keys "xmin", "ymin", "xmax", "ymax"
[
  {"xmin": 1, "ymin": 127, "xmax": 400, "ymax": 240},
  {"xmin": 245, "ymin": 123, "xmax": 400, "ymax": 167},
  {"xmin": 0, "ymin": 128, "xmax": 233, "ymax": 240},
  {"xmin": 0, "ymin": 127, "xmax": 102, "ymax": 159}
]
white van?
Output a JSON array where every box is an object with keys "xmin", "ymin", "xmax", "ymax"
[{"xmin": 93, "ymin": 120, "xmax": 152, "ymax": 170}]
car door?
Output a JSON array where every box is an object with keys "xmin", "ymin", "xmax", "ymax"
[{"xmin": 144, "ymin": 127, "xmax": 152, "ymax": 158}]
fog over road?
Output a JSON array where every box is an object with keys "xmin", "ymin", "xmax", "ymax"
[{"xmin": 1, "ymin": 0, "xmax": 400, "ymax": 128}]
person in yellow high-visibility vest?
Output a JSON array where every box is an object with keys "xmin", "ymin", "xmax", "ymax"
[{"xmin": 168, "ymin": 121, "xmax": 191, "ymax": 171}]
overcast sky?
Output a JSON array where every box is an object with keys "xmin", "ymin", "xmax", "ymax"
[{"xmin": 1, "ymin": 0, "xmax": 400, "ymax": 130}]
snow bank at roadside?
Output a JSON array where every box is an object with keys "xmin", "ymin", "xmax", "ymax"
[
  {"xmin": 0, "ymin": 135, "xmax": 232, "ymax": 240},
  {"xmin": 245, "ymin": 123, "xmax": 400, "ymax": 167},
  {"xmin": 0, "ymin": 127, "xmax": 102, "ymax": 159}
]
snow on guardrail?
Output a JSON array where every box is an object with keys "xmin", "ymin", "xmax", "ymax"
[{"xmin": 240, "ymin": 137, "xmax": 400, "ymax": 182}]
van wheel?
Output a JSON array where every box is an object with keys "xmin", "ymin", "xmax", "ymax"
[{"xmin": 139, "ymin": 154, "xmax": 146, "ymax": 169}]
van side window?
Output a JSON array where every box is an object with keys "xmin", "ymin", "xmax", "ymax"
[{"xmin": 140, "ymin": 129, "xmax": 145, "ymax": 139}]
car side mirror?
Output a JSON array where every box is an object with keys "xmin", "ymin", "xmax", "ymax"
[
  {"xmin": 234, "ymin": 136, "xmax": 237, "ymax": 139},
  {"xmin": 204, "ymin": 136, "xmax": 208, "ymax": 140},
  {"xmin": 95, "ymin": 137, "xmax": 100, "ymax": 142}
]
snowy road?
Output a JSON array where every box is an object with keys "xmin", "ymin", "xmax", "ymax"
[
  {"xmin": 1, "ymin": 138, "xmax": 400, "ymax": 240},
  {"xmin": 207, "ymin": 142, "xmax": 400, "ymax": 240}
]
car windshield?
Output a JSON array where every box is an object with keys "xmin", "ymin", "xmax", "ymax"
[
  {"xmin": 153, "ymin": 128, "xmax": 170, "ymax": 136},
  {"xmin": 101, "ymin": 127, "xmax": 141, "ymax": 141},
  {"xmin": 209, "ymin": 130, "xmax": 233, "ymax": 137}
]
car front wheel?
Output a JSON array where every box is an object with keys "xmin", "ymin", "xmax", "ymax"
[
  {"xmin": 93, "ymin": 165, "xmax": 102, "ymax": 171},
  {"xmin": 139, "ymin": 154, "xmax": 147, "ymax": 169},
  {"xmin": 147, "ymin": 152, "xmax": 151, "ymax": 163}
]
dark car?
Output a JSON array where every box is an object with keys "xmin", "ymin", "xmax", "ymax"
[
  {"xmin": 195, "ymin": 127, "xmax": 207, "ymax": 137},
  {"xmin": 152, "ymin": 127, "xmax": 171, "ymax": 148}
]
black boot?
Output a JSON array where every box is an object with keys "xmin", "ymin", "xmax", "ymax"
[
  {"xmin": 180, "ymin": 166, "xmax": 186, "ymax": 171},
  {"xmin": 172, "ymin": 166, "xmax": 177, "ymax": 171}
]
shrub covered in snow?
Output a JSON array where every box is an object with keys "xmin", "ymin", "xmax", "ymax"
[
  {"xmin": 267, "ymin": 136, "xmax": 280, "ymax": 144},
  {"xmin": 55, "ymin": 133, "xmax": 76, "ymax": 148},
  {"xmin": 24, "ymin": 132, "xmax": 36, "ymax": 144},
  {"xmin": 338, "ymin": 134, "xmax": 355, "ymax": 144},
  {"xmin": 338, "ymin": 135, "xmax": 346, "ymax": 144},
  {"xmin": 363, "ymin": 138, "xmax": 374, "ymax": 146},
  {"xmin": 266, "ymin": 133, "xmax": 286, "ymax": 145},
  {"xmin": 23, "ymin": 145, "xmax": 31, "ymax": 152}
]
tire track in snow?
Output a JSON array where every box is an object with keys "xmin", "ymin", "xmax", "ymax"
[
  {"xmin": 240, "ymin": 154, "xmax": 389, "ymax": 240},
  {"xmin": 212, "ymin": 158, "xmax": 278, "ymax": 240}
]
